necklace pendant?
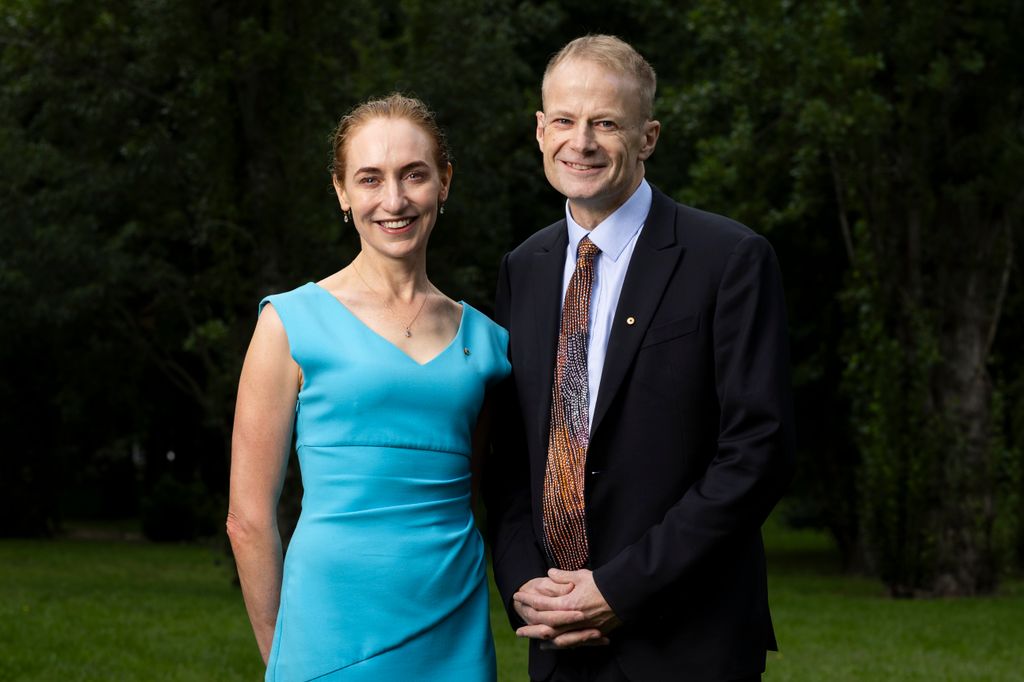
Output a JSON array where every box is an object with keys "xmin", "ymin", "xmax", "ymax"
[{"xmin": 404, "ymin": 329, "xmax": 412, "ymax": 337}]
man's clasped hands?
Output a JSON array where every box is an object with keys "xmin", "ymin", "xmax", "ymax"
[{"xmin": 513, "ymin": 569, "xmax": 622, "ymax": 650}]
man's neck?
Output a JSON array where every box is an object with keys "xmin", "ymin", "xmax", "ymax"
[{"xmin": 567, "ymin": 176, "xmax": 645, "ymax": 230}]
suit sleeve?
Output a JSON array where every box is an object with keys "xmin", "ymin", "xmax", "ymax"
[
  {"xmin": 485, "ymin": 252, "xmax": 551, "ymax": 629},
  {"xmin": 592, "ymin": 234, "xmax": 796, "ymax": 623}
]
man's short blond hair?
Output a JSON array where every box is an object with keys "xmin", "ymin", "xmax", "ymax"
[{"xmin": 542, "ymin": 34, "xmax": 657, "ymax": 121}]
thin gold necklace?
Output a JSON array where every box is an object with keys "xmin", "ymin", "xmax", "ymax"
[{"xmin": 353, "ymin": 262, "xmax": 431, "ymax": 337}]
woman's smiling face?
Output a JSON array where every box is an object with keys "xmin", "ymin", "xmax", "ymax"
[{"xmin": 335, "ymin": 116, "xmax": 452, "ymax": 260}]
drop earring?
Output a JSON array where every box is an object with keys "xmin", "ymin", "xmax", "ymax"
[
  {"xmin": 439, "ymin": 204, "xmax": 445, "ymax": 215},
  {"xmin": 343, "ymin": 210, "xmax": 350, "ymax": 223}
]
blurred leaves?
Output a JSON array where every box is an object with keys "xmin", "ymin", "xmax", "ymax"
[{"xmin": 1, "ymin": 0, "xmax": 1022, "ymax": 594}]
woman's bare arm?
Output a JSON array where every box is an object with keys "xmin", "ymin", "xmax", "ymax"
[{"xmin": 226, "ymin": 304, "xmax": 299, "ymax": 663}]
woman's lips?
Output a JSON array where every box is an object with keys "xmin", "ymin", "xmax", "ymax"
[{"xmin": 376, "ymin": 216, "xmax": 417, "ymax": 233}]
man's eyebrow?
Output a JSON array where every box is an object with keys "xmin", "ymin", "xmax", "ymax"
[{"xmin": 547, "ymin": 110, "xmax": 623, "ymax": 120}]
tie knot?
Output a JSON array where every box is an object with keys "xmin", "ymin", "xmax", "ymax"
[{"xmin": 576, "ymin": 236, "xmax": 600, "ymax": 263}]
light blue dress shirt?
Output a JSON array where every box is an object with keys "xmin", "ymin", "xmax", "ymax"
[{"xmin": 562, "ymin": 179, "xmax": 652, "ymax": 425}]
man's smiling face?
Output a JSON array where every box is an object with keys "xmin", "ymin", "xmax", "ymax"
[{"xmin": 536, "ymin": 58, "xmax": 659, "ymax": 229}]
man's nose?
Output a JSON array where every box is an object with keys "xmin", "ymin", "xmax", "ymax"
[{"xmin": 570, "ymin": 124, "xmax": 597, "ymax": 153}]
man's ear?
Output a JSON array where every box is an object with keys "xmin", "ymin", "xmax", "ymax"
[
  {"xmin": 638, "ymin": 119, "xmax": 661, "ymax": 161},
  {"xmin": 535, "ymin": 111, "xmax": 546, "ymax": 152}
]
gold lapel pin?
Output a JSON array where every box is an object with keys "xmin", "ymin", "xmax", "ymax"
[{"xmin": 626, "ymin": 316, "xmax": 636, "ymax": 326}]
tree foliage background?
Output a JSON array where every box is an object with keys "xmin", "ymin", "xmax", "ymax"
[{"xmin": 2, "ymin": 0, "xmax": 1022, "ymax": 596}]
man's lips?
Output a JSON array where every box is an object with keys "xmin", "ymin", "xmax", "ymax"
[{"xmin": 559, "ymin": 159, "xmax": 606, "ymax": 172}]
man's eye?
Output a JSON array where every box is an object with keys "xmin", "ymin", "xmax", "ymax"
[
  {"xmin": 554, "ymin": 118, "xmax": 572, "ymax": 125},
  {"xmin": 596, "ymin": 121, "xmax": 617, "ymax": 130},
  {"xmin": 359, "ymin": 177, "xmax": 379, "ymax": 185}
]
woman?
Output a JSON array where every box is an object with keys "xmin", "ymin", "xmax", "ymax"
[{"xmin": 227, "ymin": 94, "xmax": 508, "ymax": 681}]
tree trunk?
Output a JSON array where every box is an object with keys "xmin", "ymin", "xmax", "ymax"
[
  {"xmin": 927, "ymin": 218, "xmax": 1013, "ymax": 595},
  {"xmin": 931, "ymin": 292, "xmax": 998, "ymax": 595}
]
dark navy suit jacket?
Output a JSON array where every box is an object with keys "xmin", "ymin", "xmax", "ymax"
[{"xmin": 486, "ymin": 185, "xmax": 796, "ymax": 681}]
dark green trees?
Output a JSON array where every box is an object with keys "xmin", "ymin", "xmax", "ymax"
[
  {"xmin": 2, "ymin": 0, "xmax": 1021, "ymax": 595},
  {"xmin": 657, "ymin": 0, "xmax": 1023, "ymax": 595}
]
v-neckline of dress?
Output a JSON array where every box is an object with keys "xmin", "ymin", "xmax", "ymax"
[{"xmin": 308, "ymin": 282, "xmax": 465, "ymax": 367}]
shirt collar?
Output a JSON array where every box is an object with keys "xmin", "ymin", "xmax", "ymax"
[{"xmin": 565, "ymin": 179, "xmax": 652, "ymax": 262}]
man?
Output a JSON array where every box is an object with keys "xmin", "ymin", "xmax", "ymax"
[{"xmin": 487, "ymin": 35, "xmax": 795, "ymax": 682}]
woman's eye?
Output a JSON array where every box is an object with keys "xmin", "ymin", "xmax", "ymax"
[{"xmin": 358, "ymin": 176, "xmax": 379, "ymax": 185}]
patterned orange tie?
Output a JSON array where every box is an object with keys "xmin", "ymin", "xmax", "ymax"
[{"xmin": 543, "ymin": 236, "xmax": 600, "ymax": 570}]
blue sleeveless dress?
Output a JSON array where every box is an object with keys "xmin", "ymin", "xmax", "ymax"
[{"xmin": 260, "ymin": 282, "xmax": 508, "ymax": 682}]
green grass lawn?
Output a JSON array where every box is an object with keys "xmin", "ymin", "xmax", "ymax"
[
  {"xmin": 0, "ymin": 537, "xmax": 262, "ymax": 681},
  {"xmin": 1, "ymin": 522, "xmax": 1021, "ymax": 681},
  {"xmin": 763, "ymin": 524, "xmax": 1024, "ymax": 681}
]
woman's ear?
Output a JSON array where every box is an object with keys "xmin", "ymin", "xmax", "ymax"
[
  {"xmin": 439, "ymin": 162, "xmax": 453, "ymax": 203},
  {"xmin": 332, "ymin": 175, "xmax": 350, "ymax": 211}
]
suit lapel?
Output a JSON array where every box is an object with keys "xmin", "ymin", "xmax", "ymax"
[
  {"xmin": 591, "ymin": 189, "xmax": 684, "ymax": 437},
  {"xmin": 530, "ymin": 223, "xmax": 568, "ymax": 451}
]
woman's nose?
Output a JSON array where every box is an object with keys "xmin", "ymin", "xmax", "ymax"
[{"xmin": 382, "ymin": 181, "xmax": 407, "ymax": 212}]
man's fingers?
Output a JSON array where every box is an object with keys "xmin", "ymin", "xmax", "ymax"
[
  {"xmin": 537, "ymin": 628, "xmax": 607, "ymax": 649},
  {"xmin": 520, "ymin": 607, "xmax": 584, "ymax": 628},
  {"xmin": 552, "ymin": 628, "xmax": 605, "ymax": 647},
  {"xmin": 536, "ymin": 579, "xmax": 574, "ymax": 597},
  {"xmin": 516, "ymin": 622, "xmax": 600, "ymax": 641},
  {"xmin": 548, "ymin": 568, "xmax": 580, "ymax": 583},
  {"xmin": 513, "ymin": 591, "xmax": 565, "ymax": 613},
  {"xmin": 516, "ymin": 624, "xmax": 555, "ymax": 640}
]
